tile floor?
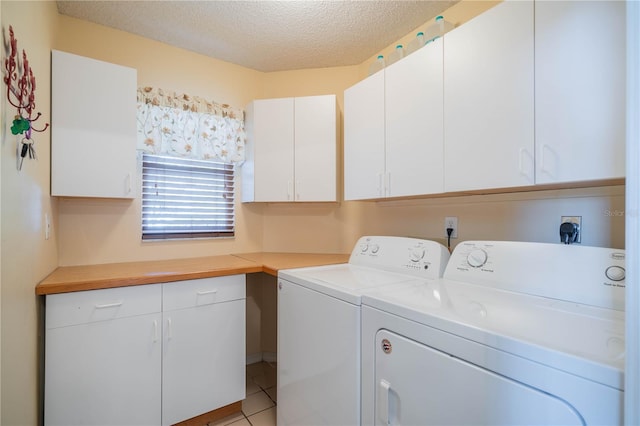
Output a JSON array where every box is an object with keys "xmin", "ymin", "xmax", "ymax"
[{"xmin": 208, "ymin": 361, "xmax": 277, "ymax": 426}]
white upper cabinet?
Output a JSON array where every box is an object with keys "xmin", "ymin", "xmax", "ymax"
[
  {"xmin": 385, "ymin": 38, "xmax": 444, "ymax": 198},
  {"xmin": 344, "ymin": 39, "xmax": 444, "ymax": 200},
  {"xmin": 51, "ymin": 50, "xmax": 137, "ymax": 198},
  {"xmin": 344, "ymin": 71, "xmax": 385, "ymax": 200},
  {"xmin": 243, "ymin": 97, "xmax": 295, "ymax": 202},
  {"xmin": 444, "ymin": 0, "xmax": 535, "ymax": 192},
  {"xmin": 534, "ymin": 0, "xmax": 626, "ymax": 184},
  {"xmin": 243, "ymin": 95, "xmax": 337, "ymax": 202},
  {"xmin": 294, "ymin": 96, "xmax": 338, "ymax": 201}
]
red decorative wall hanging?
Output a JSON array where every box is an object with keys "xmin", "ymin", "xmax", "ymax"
[{"xmin": 3, "ymin": 25, "xmax": 49, "ymax": 170}]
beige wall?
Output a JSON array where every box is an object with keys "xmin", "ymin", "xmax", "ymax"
[
  {"xmin": 54, "ymin": 14, "xmax": 271, "ymax": 266},
  {"xmin": 1, "ymin": 2, "xmax": 59, "ymax": 425},
  {"xmin": 54, "ymin": 2, "xmax": 512, "ymax": 266},
  {"xmin": 0, "ymin": 0, "xmax": 627, "ymax": 424}
]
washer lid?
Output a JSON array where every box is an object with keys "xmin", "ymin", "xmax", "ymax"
[
  {"xmin": 279, "ymin": 264, "xmax": 424, "ymax": 305},
  {"xmin": 362, "ymin": 279, "xmax": 625, "ymax": 389}
]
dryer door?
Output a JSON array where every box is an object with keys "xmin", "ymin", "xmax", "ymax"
[{"xmin": 374, "ymin": 330, "xmax": 585, "ymax": 425}]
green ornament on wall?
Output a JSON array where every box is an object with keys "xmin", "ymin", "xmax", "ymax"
[{"xmin": 10, "ymin": 116, "xmax": 30, "ymax": 135}]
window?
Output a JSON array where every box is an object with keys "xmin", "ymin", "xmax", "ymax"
[{"xmin": 141, "ymin": 154, "xmax": 235, "ymax": 240}]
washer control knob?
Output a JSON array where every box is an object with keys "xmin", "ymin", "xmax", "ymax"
[
  {"xmin": 371, "ymin": 244, "xmax": 380, "ymax": 254},
  {"xmin": 410, "ymin": 248, "xmax": 425, "ymax": 262},
  {"xmin": 606, "ymin": 265, "xmax": 625, "ymax": 282},
  {"xmin": 360, "ymin": 243, "xmax": 369, "ymax": 253},
  {"xmin": 467, "ymin": 249, "xmax": 488, "ymax": 268}
]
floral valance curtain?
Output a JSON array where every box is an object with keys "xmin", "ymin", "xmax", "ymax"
[{"xmin": 136, "ymin": 87, "xmax": 245, "ymax": 163}]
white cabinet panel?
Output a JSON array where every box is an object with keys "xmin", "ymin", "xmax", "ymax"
[
  {"xmin": 162, "ymin": 275, "xmax": 246, "ymax": 425},
  {"xmin": 294, "ymin": 95, "xmax": 337, "ymax": 201},
  {"xmin": 243, "ymin": 95, "xmax": 336, "ymax": 202},
  {"xmin": 535, "ymin": 0, "xmax": 626, "ymax": 184},
  {"xmin": 162, "ymin": 299, "xmax": 245, "ymax": 425},
  {"xmin": 248, "ymin": 98, "xmax": 295, "ymax": 202},
  {"xmin": 46, "ymin": 284, "xmax": 161, "ymax": 328},
  {"xmin": 162, "ymin": 275, "xmax": 245, "ymax": 311},
  {"xmin": 345, "ymin": 40, "xmax": 444, "ymax": 200},
  {"xmin": 344, "ymin": 71, "xmax": 386, "ymax": 200},
  {"xmin": 45, "ymin": 285, "xmax": 162, "ymax": 426},
  {"xmin": 45, "ymin": 276, "xmax": 246, "ymax": 426},
  {"xmin": 51, "ymin": 50, "xmax": 137, "ymax": 198},
  {"xmin": 386, "ymin": 38, "xmax": 444, "ymax": 197},
  {"xmin": 444, "ymin": 1, "xmax": 534, "ymax": 192}
]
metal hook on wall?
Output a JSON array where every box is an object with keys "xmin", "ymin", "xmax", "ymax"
[{"xmin": 3, "ymin": 25, "xmax": 49, "ymax": 170}]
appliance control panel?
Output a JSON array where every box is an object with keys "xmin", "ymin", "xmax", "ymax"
[
  {"xmin": 444, "ymin": 241, "xmax": 626, "ymax": 311},
  {"xmin": 350, "ymin": 236, "xmax": 450, "ymax": 280}
]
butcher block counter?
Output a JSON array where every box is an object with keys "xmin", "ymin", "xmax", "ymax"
[{"xmin": 36, "ymin": 252, "xmax": 350, "ymax": 295}]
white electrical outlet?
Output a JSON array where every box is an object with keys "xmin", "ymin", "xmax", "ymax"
[
  {"xmin": 561, "ymin": 215, "xmax": 582, "ymax": 243},
  {"xmin": 445, "ymin": 216, "xmax": 458, "ymax": 239}
]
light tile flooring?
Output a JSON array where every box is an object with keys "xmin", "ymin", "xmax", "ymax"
[{"xmin": 208, "ymin": 362, "xmax": 277, "ymax": 426}]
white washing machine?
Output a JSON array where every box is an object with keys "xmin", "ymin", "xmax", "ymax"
[
  {"xmin": 361, "ymin": 241, "xmax": 626, "ymax": 426},
  {"xmin": 277, "ymin": 236, "xmax": 450, "ymax": 426}
]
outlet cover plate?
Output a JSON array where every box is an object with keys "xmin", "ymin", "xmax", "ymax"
[{"xmin": 445, "ymin": 216, "xmax": 458, "ymax": 239}]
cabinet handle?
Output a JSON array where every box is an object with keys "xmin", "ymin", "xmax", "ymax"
[
  {"xmin": 378, "ymin": 379, "xmax": 391, "ymax": 425},
  {"xmin": 287, "ymin": 180, "xmax": 293, "ymax": 201},
  {"xmin": 153, "ymin": 320, "xmax": 158, "ymax": 343},
  {"xmin": 518, "ymin": 148, "xmax": 534, "ymax": 182},
  {"xmin": 125, "ymin": 173, "xmax": 132, "ymax": 195},
  {"xmin": 386, "ymin": 172, "xmax": 391, "ymax": 197},
  {"xmin": 196, "ymin": 289, "xmax": 218, "ymax": 296},
  {"xmin": 94, "ymin": 301, "xmax": 123, "ymax": 309},
  {"xmin": 540, "ymin": 143, "xmax": 555, "ymax": 178},
  {"xmin": 377, "ymin": 173, "xmax": 384, "ymax": 197},
  {"xmin": 167, "ymin": 318, "xmax": 173, "ymax": 340}
]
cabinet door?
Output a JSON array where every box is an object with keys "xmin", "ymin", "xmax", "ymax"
[
  {"xmin": 45, "ymin": 313, "xmax": 162, "ymax": 425},
  {"xmin": 51, "ymin": 50, "xmax": 137, "ymax": 198},
  {"xmin": 385, "ymin": 38, "xmax": 444, "ymax": 197},
  {"xmin": 251, "ymin": 98, "xmax": 295, "ymax": 201},
  {"xmin": 344, "ymin": 71, "xmax": 386, "ymax": 200},
  {"xmin": 444, "ymin": 1, "xmax": 534, "ymax": 192},
  {"xmin": 294, "ymin": 95, "xmax": 337, "ymax": 201},
  {"xmin": 162, "ymin": 277, "xmax": 246, "ymax": 425},
  {"xmin": 45, "ymin": 285, "xmax": 162, "ymax": 426},
  {"xmin": 535, "ymin": 1, "xmax": 626, "ymax": 184}
]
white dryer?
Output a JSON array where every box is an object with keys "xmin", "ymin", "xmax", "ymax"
[
  {"xmin": 277, "ymin": 236, "xmax": 450, "ymax": 426},
  {"xmin": 361, "ymin": 241, "xmax": 625, "ymax": 425}
]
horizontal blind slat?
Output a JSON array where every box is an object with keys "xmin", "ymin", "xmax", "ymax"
[{"xmin": 141, "ymin": 153, "xmax": 235, "ymax": 240}]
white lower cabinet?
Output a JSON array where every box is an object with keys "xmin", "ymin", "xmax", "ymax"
[
  {"xmin": 162, "ymin": 276, "xmax": 246, "ymax": 425},
  {"xmin": 45, "ymin": 285, "xmax": 162, "ymax": 426},
  {"xmin": 45, "ymin": 275, "xmax": 246, "ymax": 426}
]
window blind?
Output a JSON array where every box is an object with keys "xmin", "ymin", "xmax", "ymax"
[{"xmin": 141, "ymin": 154, "xmax": 235, "ymax": 240}]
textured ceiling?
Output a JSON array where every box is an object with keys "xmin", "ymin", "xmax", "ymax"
[{"xmin": 56, "ymin": 0, "xmax": 459, "ymax": 72}]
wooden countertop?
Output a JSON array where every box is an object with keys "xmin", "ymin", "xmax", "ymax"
[
  {"xmin": 233, "ymin": 252, "xmax": 350, "ymax": 277},
  {"xmin": 36, "ymin": 252, "xmax": 350, "ymax": 295}
]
